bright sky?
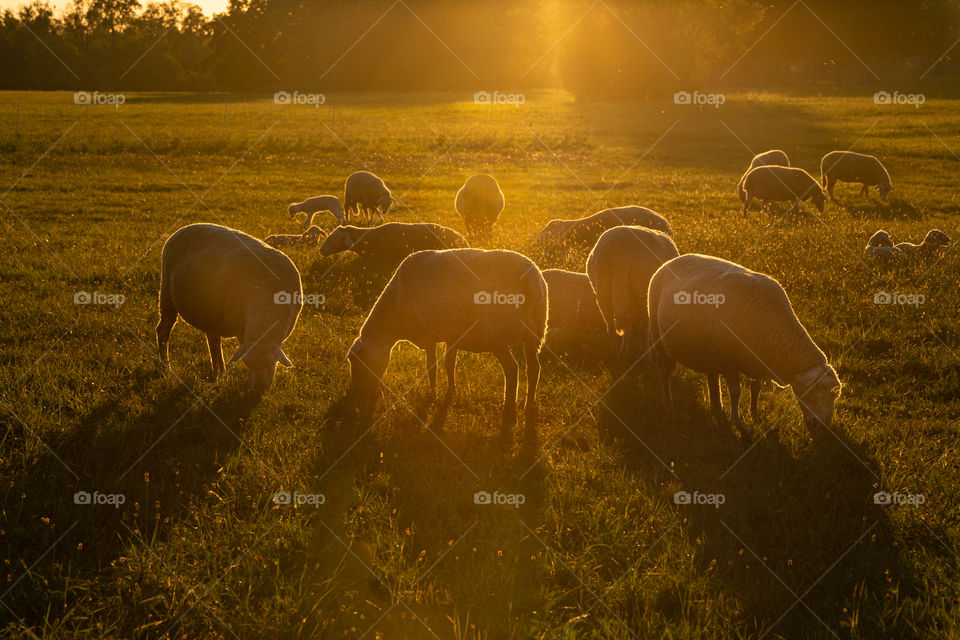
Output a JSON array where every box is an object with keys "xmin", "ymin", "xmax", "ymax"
[{"xmin": 0, "ymin": 0, "xmax": 228, "ymax": 16}]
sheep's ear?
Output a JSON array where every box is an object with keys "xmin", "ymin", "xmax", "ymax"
[{"xmin": 275, "ymin": 346, "xmax": 293, "ymax": 368}]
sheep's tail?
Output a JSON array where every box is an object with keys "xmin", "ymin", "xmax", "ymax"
[{"xmin": 521, "ymin": 267, "xmax": 548, "ymax": 349}]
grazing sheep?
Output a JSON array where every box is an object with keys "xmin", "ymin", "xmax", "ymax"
[
  {"xmin": 648, "ymin": 253, "xmax": 841, "ymax": 431},
  {"xmin": 866, "ymin": 229, "xmax": 895, "ymax": 248},
  {"xmin": 157, "ymin": 223, "xmax": 302, "ymax": 392},
  {"xmin": 542, "ymin": 269, "xmax": 605, "ymax": 334},
  {"xmin": 820, "ymin": 151, "xmax": 893, "ymax": 202},
  {"xmin": 864, "ymin": 245, "xmax": 904, "ymax": 261},
  {"xmin": 895, "ymin": 229, "xmax": 952, "ymax": 257},
  {"xmin": 742, "ymin": 166, "xmax": 826, "ymax": 220},
  {"xmin": 347, "ymin": 249, "xmax": 547, "ymax": 428},
  {"xmin": 538, "ymin": 206, "xmax": 674, "ymax": 249},
  {"xmin": 264, "ymin": 225, "xmax": 324, "ymax": 249},
  {"xmin": 343, "ymin": 171, "xmax": 396, "ymax": 224},
  {"xmin": 288, "ymin": 195, "xmax": 343, "ymax": 229},
  {"xmin": 319, "ymin": 222, "xmax": 468, "ymax": 264},
  {"xmin": 586, "ymin": 226, "xmax": 680, "ymax": 357},
  {"xmin": 738, "ymin": 149, "xmax": 790, "ymax": 202},
  {"xmin": 455, "ymin": 174, "xmax": 505, "ymax": 235}
]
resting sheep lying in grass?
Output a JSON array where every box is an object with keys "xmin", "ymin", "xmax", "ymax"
[
  {"xmin": 741, "ymin": 166, "xmax": 826, "ymax": 220},
  {"xmin": 864, "ymin": 230, "xmax": 902, "ymax": 261},
  {"xmin": 648, "ymin": 253, "xmax": 841, "ymax": 431},
  {"xmin": 455, "ymin": 174, "xmax": 505, "ymax": 236},
  {"xmin": 319, "ymin": 223, "xmax": 468, "ymax": 264},
  {"xmin": 344, "ymin": 171, "xmax": 396, "ymax": 224},
  {"xmin": 820, "ymin": 151, "xmax": 893, "ymax": 202},
  {"xmin": 537, "ymin": 206, "xmax": 674, "ymax": 249},
  {"xmin": 738, "ymin": 149, "xmax": 790, "ymax": 203},
  {"xmin": 542, "ymin": 269, "xmax": 605, "ymax": 334},
  {"xmin": 347, "ymin": 249, "xmax": 547, "ymax": 428},
  {"xmin": 895, "ymin": 229, "xmax": 951, "ymax": 258},
  {"xmin": 287, "ymin": 195, "xmax": 343, "ymax": 228},
  {"xmin": 157, "ymin": 223, "xmax": 302, "ymax": 392},
  {"xmin": 586, "ymin": 226, "xmax": 679, "ymax": 357},
  {"xmin": 265, "ymin": 225, "xmax": 324, "ymax": 249}
]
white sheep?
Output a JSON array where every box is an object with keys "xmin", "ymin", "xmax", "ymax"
[
  {"xmin": 820, "ymin": 151, "xmax": 893, "ymax": 202},
  {"xmin": 347, "ymin": 248, "xmax": 547, "ymax": 428},
  {"xmin": 537, "ymin": 206, "xmax": 674, "ymax": 249},
  {"xmin": 648, "ymin": 253, "xmax": 841, "ymax": 431},
  {"xmin": 895, "ymin": 229, "xmax": 951, "ymax": 257},
  {"xmin": 264, "ymin": 225, "xmax": 324, "ymax": 249},
  {"xmin": 741, "ymin": 165, "xmax": 826, "ymax": 220},
  {"xmin": 287, "ymin": 195, "xmax": 343, "ymax": 228},
  {"xmin": 157, "ymin": 223, "xmax": 302, "ymax": 392},
  {"xmin": 319, "ymin": 222, "xmax": 468, "ymax": 264},
  {"xmin": 455, "ymin": 174, "xmax": 505, "ymax": 235},
  {"xmin": 738, "ymin": 149, "xmax": 790, "ymax": 202},
  {"xmin": 586, "ymin": 226, "xmax": 679, "ymax": 357},
  {"xmin": 344, "ymin": 171, "xmax": 396, "ymax": 224},
  {"xmin": 541, "ymin": 269, "xmax": 605, "ymax": 334}
]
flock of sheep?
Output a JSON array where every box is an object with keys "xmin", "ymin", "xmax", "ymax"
[{"xmin": 155, "ymin": 151, "xmax": 950, "ymax": 434}]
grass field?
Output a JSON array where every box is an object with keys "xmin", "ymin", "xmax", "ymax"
[{"xmin": 1, "ymin": 89, "xmax": 959, "ymax": 639}]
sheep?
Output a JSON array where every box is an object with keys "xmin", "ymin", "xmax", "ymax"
[
  {"xmin": 319, "ymin": 222, "xmax": 468, "ymax": 264},
  {"xmin": 264, "ymin": 225, "xmax": 324, "ymax": 249},
  {"xmin": 820, "ymin": 151, "xmax": 893, "ymax": 202},
  {"xmin": 541, "ymin": 269, "xmax": 605, "ymax": 334},
  {"xmin": 866, "ymin": 229, "xmax": 895, "ymax": 248},
  {"xmin": 738, "ymin": 149, "xmax": 790, "ymax": 202},
  {"xmin": 648, "ymin": 253, "xmax": 841, "ymax": 431},
  {"xmin": 157, "ymin": 223, "xmax": 302, "ymax": 392},
  {"xmin": 344, "ymin": 171, "xmax": 396, "ymax": 224},
  {"xmin": 741, "ymin": 165, "xmax": 826, "ymax": 220},
  {"xmin": 586, "ymin": 226, "xmax": 680, "ymax": 358},
  {"xmin": 287, "ymin": 195, "xmax": 343, "ymax": 229},
  {"xmin": 537, "ymin": 206, "xmax": 674, "ymax": 249},
  {"xmin": 895, "ymin": 229, "xmax": 951, "ymax": 257},
  {"xmin": 455, "ymin": 174, "xmax": 505, "ymax": 236},
  {"xmin": 346, "ymin": 248, "xmax": 547, "ymax": 428},
  {"xmin": 864, "ymin": 245, "xmax": 904, "ymax": 261}
]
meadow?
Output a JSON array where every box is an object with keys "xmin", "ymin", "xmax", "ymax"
[{"xmin": 1, "ymin": 89, "xmax": 958, "ymax": 638}]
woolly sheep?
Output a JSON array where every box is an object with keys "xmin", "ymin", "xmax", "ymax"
[
  {"xmin": 319, "ymin": 222, "xmax": 468, "ymax": 264},
  {"xmin": 537, "ymin": 206, "xmax": 674, "ymax": 249},
  {"xmin": 820, "ymin": 151, "xmax": 893, "ymax": 202},
  {"xmin": 737, "ymin": 149, "xmax": 790, "ymax": 202},
  {"xmin": 586, "ymin": 226, "xmax": 680, "ymax": 357},
  {"xmin": 541, "ymin": 269, "xmax": 605, "ymax": 334},
  {"xmin": 344, "ymin": 171, "xmax": 396, "ymax": 224},
  {"xmin": 895, "ymin": 229, "xmax": 951, "ymax": 257},
  {"xmin": 347, "ymin": 249, "xmax": 547, "ymax": 428},
  {"xmin": 157, "ymin": 223, "xmax": 302, "ymax": 392},
  {"xmin": 741, "ymin": 165, "xmax": 826, "ymax": 219},
  {"xmin": 455, "ymin": 174, "xmax": 505, "ymax": 235},
  {"xmin": 264, "ymin": 225, "xmax": 324, "ymax": 249},
  {"xmin": 648, "ymin": 253, "xmax": 841, "ymax": 431},
  {"xmin": 287, "ymin": 195, "xmax": 343, "ymax": 228},
  {"xmin": 866, "ymin": 230, "xmax": 895, "ymax": 248}
]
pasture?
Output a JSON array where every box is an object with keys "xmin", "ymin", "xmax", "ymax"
[{"xmin": 1, "ymin": 90, "xmax": 958, "ymax": 638}]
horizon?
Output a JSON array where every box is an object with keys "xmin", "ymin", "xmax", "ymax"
[{"xmin": 0, "ymin": 0, "xmax": 227, "ymax": 16}]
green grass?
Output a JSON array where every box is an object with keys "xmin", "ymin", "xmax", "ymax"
[{"xmin": 1, "ymin": 89, "xmax": 959, "ymax": 638}]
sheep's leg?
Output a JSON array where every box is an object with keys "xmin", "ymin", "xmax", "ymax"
[
  {"xmin": 156, "ymin": 285, "xmax": 177, "ymax": 367},
  {"xmin": 303, "ymin": 211, "xmax": 315, "ymax": 230},
  {"xmin": 494, "ymin": 348, "xmax": 519, "ymax": 428},
  {"xmin": 826, "ymin": 178, "xmax": 836, "ymax": 202},
  {"xmin": 206, "ymin": 334, "xmax": 224, "ymax": 377},
  {"xmin": 742, "ymin": 194, "xmax": 752, "ymax": 217},
  {"xmin": 657, "ymin": 352, "xmax": 676, "ymax": 418},
  {"xmin": 750, "ymin": 379, "xmax": 763, "ymax": 421},
  {"xmin": 860, "ymin": 183, "xmax": 868, "ymax": 198},
  {"xmin": 443, "ymin": 346, "xmax": 457, "ymax": 402},
  {"xmin": 725, "ymin": 372, "xmax": 742, "ymax": 426},
  {"xmin": 523, "ymin": 341, "xmax": 540, "ymax": 424},
  {"xmin": 707, "ymin": 373, "xmax": 723, "ymax": 421},
  {"xmin": 424, "ymin": 344, "xmax": 437, "ymax": 398}
]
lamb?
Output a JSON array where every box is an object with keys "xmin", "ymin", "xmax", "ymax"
[
  {"xmin": 820, "ymin": 151, "xmax": 893, "ymax": 202},
  {"xmin": 895, "ymin": 229, "xmax": 951, "ymax": 257},
  {"xmin": 319, "ymin": 222, "xmax": 468, "ymax": 264},
  {"xmin": 157, "ymin": 223, "xmax": 302, "ymax": 392},
  {"xmin": 541, "ymin": 269, "xmax": 605, "ymax": 334},
  {"xmin": 346, "ymin": 249, "xmax": 547, "ymax": 428},
  {"xmin": 586, "ymin": 226, "xmax": 680, "ymax": 357},
  {"xmin": 648, "ymin": 253, "xmax": 841, "ymax": 431},
  {"xmin": 864, "ymin": 245, "xmax": 904, "ymax": 261},
  {"xmin": 287, "ymin": 195, "xmax": 343, "ymax": 228},
  {"xmin": 537, "ymin": 206, "xmax": 674, "ymax": 249},
  {"xmin": 343, "ymin": 171, "xmax": 396, "ymax": 224},
  {"xmin": 455, "ymin": 174, "xmax": 505, "ymax": 235},
  {"xmin": 741, "ymin": 165, "xmax": 826, "ymax": 220},
  {"xmin": 264, "ymin": 225, "xmax": 324, "ymax": 249},
  {"xmin": 866, "ymin": 229, "xmax": 895, "ymax": 248},
  {"xmin": 738, "ymin": 149, "xmax": 790, "ymax": 202}
]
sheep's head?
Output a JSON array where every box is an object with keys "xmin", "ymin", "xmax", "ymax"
[
  {"xmin": 867, "ymin": 230, "xmax": 894, "ymax": 248},
  {"xmin": 230, "ymin": 341, "xmax": 293, "ymax": 393},
  {"xmin": 377, "ymin": 195, "xmax": 397, "ymax": 216},
  {"xmin": 287, "ymin": 203, "xmax": 299, "ymax": 219},
  {"xmin": 811, "ymin": 188, "xmax": 827, "ymax": 214},
  {"xmin": 320, "ymin": 227, "xmax": 354, "ymax": 256},
  {"xmin": 792, "ymin": 363, "xmax": 841, "ymax": 431},
  {"xmin": 538, "ymin": 220, "xmax": 569, "ymax": 246},
  {"xmin": 301, "ymin": 225, "xmax": 323, "ymax": 244},
  {"xmin": 346, "ymin": 338, "xmax": 389, "ymax": 422},
  {"xmin": 924, "ymin": 229, "xmax": 951, "ymax": 247},
  {"xmin": 877, "ymin": 183, "xmax": 893, "ymax": 201}
]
